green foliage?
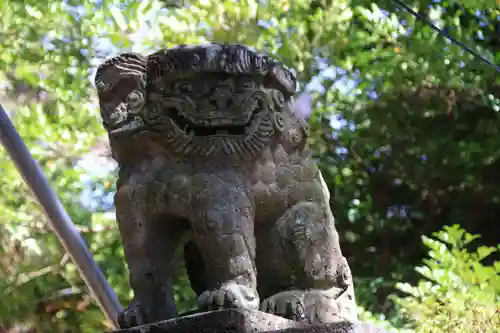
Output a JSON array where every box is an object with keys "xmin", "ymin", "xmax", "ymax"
[
  {"xmin": 394, "ymin": 225, "xmax": 500, "ymax": 333},
  {"xmin": 356, "ymin": 307, "xmax": 414, "ymax": 333},
  {"xmin": 0, "ymin": 0, "xmax": 499, "ymax": 332}
]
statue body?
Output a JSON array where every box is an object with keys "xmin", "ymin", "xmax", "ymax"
[{"xmin": 95, "ymin": 44, "xmax": 356, "ymax": 329}]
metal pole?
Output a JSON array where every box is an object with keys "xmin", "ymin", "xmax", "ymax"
[{"xmin": 0, "ymin": 104, "xmax": 123, "ymax": 328}]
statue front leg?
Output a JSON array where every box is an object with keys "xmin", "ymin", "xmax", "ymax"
[
  {"xmin": 115, "ymin": 184, "xmax": 184, "ymax": 328},
  {"xmin": 258, "ymin": 201, "xmax": 356, "ymax": 324},
  {"xmin": 190, "ymin": 185, "xmax": 259, "ymax": 312}
]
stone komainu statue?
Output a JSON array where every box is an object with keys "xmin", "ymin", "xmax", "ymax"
[{"xmin": 95, "ymin": 43, "xmax": 356, "ymax": 329}]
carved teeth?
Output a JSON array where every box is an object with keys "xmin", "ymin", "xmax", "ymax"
[
  {"xmin": 210, "ymin": 119, "xmax": 236, "ymax": 126},
  {"xmin": 112, "ymin": 121, "xmax": 140, "ymax": 133},
  {"xmin": 110, "ymin": 119, "xmax": 142, "ymax": 134}
]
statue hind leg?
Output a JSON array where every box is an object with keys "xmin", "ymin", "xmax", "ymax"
[{"xmin": 257, "ymin": 201, "xmax": 357, "ymax": 324}]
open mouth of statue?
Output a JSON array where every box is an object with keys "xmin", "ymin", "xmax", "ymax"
[
  {"xmin": 109, "ymin": 117, "xmax": 144, "ymax": 135},
  {"xmin": 169, "ymin": 108, "xmax": 260, "ymax": 137}
]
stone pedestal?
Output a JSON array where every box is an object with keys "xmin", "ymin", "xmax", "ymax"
[{"xmin": 110, "ymin": 309, "xmax": 389, "ymax": 333}]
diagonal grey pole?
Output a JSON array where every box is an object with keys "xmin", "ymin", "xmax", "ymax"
[{"xmin": 0, "ymin": 103, "xmax": 122, "ymax": 329}]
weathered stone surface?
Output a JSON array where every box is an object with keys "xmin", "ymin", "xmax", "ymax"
[
  {"xmin": 111, "ymin": 309, "xmax": 304, "ymax": 333},
  {"xmin": 95, "ymin": 43, "xmax": 356, "ymax": 329},
  {"xmin": 272, "ymin": 322, "xmax": 392, "ymax": 333},
  {"xmin": 109, "ymin": 309, "xmax": 389, "ymax": 333}
]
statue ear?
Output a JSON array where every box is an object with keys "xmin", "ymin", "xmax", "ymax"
[{"xmin": 290, "ymin": 93, "xmax": 313, "ymax": 120}]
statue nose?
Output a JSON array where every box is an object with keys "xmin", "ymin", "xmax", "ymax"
[{"xmin": 210, "ymin": 90, "xmax": 234, "ymax": 109}]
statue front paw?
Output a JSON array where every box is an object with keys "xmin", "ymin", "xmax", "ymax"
[
  {"xmin": 117, "ymin": 299, "xmax": 147, "ymax": 329},
  {"xmin": 260, "ymin": 290, "xmax": 307, "ymax": 322},
  {"xmin": 197, "ymin": 281, "xmax": 260, "ymax": 311}
]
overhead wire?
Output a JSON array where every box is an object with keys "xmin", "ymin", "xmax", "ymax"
[{"xmin": 391, "ymin": 0, "xmax": 500, "ymax": 73}]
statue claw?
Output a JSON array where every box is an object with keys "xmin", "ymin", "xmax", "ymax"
[
  {"xmin": 197, "ymin": 281, "xmax": 260, "ymax": 311},
  {"xmin": 260, "ymin": 291, "xmax": 308, "ymax": 322},
  {"xmin": 117, "ymin": 299, "xmax": 147, "ymax": 329},
  {"xmin": 260, "ymin": 288, "xmax": 354, "ymax": 324}
]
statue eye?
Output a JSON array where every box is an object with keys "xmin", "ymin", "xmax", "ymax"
[
  {"xmin": 178, "ymin": 82, "xmax": 193, "ymax": 94},
  {"xmin": 126, "ymin": 91, "xmax": 144, "ymax": 108},
  {"xmin": 96, "ymin": 80, "xmax": 111, "ymax": 92},
  {"xmin": 240, "ymin": 79, "xmax": 255, "ymax": 89}
]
